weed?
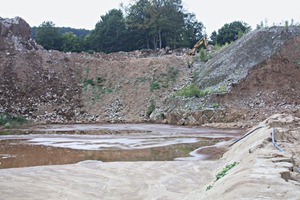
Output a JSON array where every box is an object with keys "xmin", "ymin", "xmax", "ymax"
[
  {"xmin": 206, "ymin": 185, "xmax": 213, "ymax": 191},
  {"xmin": 150, "ymin": 81, "xmax": 161, "ymax": 91},
  {"xmin": 205, "ymin": 162, "xmax": 239, "ymax": 191},
  {"xmin": 211, "ymin": 103, "xmax": 220, "ymax": 109},
  {"xmin": 197, "ymin": 103, "xmax": 205, "ymax": 110},
  {"xmin": 215, "ymin": 162, "xmax": 238, "ymax": 181},
  {"xmin": 167, "ymin": 67, "xmax": 179, "ymax": 82},
  {"xmin": 176, "ymin": 84, "xmax": 212, "ymax": 97},
  {"xmin": 82, "ymin": 79, "xmax": 95, "ymax": 91},
  {"xmin": 96, "ymin": 77, "xmax": 105, "ymax": 84},
  {"xmin": 134, "ymin": 77, "xmax": 147, "ymax": 85},
  {"xmin": 146, "ymin": 100, "xmax": 156, "ymax": 117},
  {"xmin": 0, "ymin": 113, "xmax": 28, "ymax": 128},
  {"xmin": 199, "ymin": 48, "xmax": 209, "ymax": 62},
  {"xmin": 149, "ymin": 67, "xmax": 179, "ymax": 92},
  {"xmin": 105, "ymin": 88, "xmax": 114, "ymax": 93},
  {"xmin": 218, "ymin": 85, "xmax": 227, "ymax": 93}
]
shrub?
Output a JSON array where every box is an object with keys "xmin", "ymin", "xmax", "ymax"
[
  {"xmin": 176, "ymin": 84, "xmax": 211, "ymax": 97},
  {"xmin": 0, "ymin": 113, "xmax": 28, "ymax": 128},
  {"xmin": 146, "ymin": 100, "xmax": 156, "ymax": 117},
  {"xmin": 199, "ymin": 48, "xmax": 209, "ymax": 62},
  {"xmin": 167, "ymin": 67, "xmax": 179, "ymax": 81},
  {"xmin": 150, "ymin": 81, "xmax": 161, "ymax": 91},
  {"xmin": 215, "ymin": 162, "xmax": 238, "ymax": 181}
]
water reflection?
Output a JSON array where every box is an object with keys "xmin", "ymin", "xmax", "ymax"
[{"xmin": 0, "ymin": 124, "xmax": 243, "ymax": 168}]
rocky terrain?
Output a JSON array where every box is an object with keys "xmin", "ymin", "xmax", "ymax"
[
  {"xmin": 0, "ymin": 17, "xmax": 299, "ymax": 199},
  {"xmin": 1, "ymin": 17, "xmax": 300, "ymax": 127}
]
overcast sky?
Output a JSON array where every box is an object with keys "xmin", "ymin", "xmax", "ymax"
[{"xmin": 1, "ymin": 0, "xmax": 299, "ymax": 35}]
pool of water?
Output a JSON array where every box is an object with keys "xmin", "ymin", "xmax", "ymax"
[{"xmin": 0, "ymin": 124, "xmax": 243, "ymax": 168}]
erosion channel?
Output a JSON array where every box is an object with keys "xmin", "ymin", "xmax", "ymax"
[{"xmin": 0, "ymin": 124, "xmax": 243, "ymax": 168}]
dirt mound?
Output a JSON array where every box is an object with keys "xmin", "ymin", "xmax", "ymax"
[
  {"xmin": 186, "ymin": 114, "xmax": 300, "ymax": 199},
  {"xmin": 0, "ymin": 17, "xmax": 190, "ymax": 124},
  {"xmin": 0, "ymin": 17, "xmax": 299, "ymax": 126},
  {"xmin": 162, "ymin": 27, "xmax": 300, "ymax": 126}
]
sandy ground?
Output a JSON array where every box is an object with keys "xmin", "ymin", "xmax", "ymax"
[
  {"xmin": 0, "ymin": 114, "xmax": 299, "ymax": 200},
  {"xmin": 0, "ymin": 160, "xmax": 219, "ymax": 200}
]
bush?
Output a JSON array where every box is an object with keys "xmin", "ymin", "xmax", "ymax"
[
  {"xmin": 176, "ymin": 84, "xmax": 211, "ymax": 97},
  {"xmin": 146, "ymin": 100, "xmax": 156, "ymax": 117},
  {"xmin": 199, "ymin": 48, "xmax": 209, "ymax": 62},
  {"xmin": 0, "ymin": 113, "xmax": 28, "ymax": 128},
  {"xmin": 150, "ymin": 81, "xmax": 161, "ymax": 91}
]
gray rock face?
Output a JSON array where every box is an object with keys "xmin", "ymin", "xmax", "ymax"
[
  {"xmin": 194, "ymin": 26, "xmax": 300, "ymax": 91},
  {"xmin": 0, "ymin": 16, "xmax": 38, "ymax": 51}
]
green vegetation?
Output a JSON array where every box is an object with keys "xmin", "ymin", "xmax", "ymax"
[
  {"xmin": 81, "ymin": 66, "xmax": 115, "ymax": 101},
  {"xmin": 166, "ymin": 67, "xmax": 179, "ymax": 82},
  {"xmin": 134, "ymin": 77, "xmax": 147, "ymax": 85},
  {"xmin": 206, "ymin": 162, "xmax": 239, "ymax": 191},
  {"xmin": 33, "ymin": 0, "xmax": 205, "ymax": 53},
  {"xmin": 150, "ymin": 81, "xmax": 161, "ymax": 91},
  {"xmin": 197, "ymin": 103, "xmax": 205, "ymax": 110},
  {"xmin": 176, "ymin": 84, "xmax": 212, "ymax": 97},
  {"xmin": 211, "ymin": 103, "xmax": 220, "ymax": 109},
  {"xmin": 0, "ymin": 113, "xmax": 28, "ymax": 129},
  {"xmin": 206, "ymin": 185, "xmax": 213, "ymax": 191},
  {"xmin": 146, "ymin": 100, "xmax": 156, "ymax": 118},
  {"xmin": 216, "ymin": 162, "xmax": 238, "ymax": 180},
  {"xmin": 199, "ymin": 48, "xmax": 209, "ymax": 62},
  {"xmin": 210, "ymin": 21, "xmax": 250, "ymax": 45},
  {"xmin": 150, "ymin": 67, "xmax": 179, "ymax": 92}
]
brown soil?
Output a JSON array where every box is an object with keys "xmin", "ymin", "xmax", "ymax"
[
  {"xmin": 0, "ymin": 138, "xmax": 224, "ymax": 169},
  {"xmin": 217, "ymin": 52, "xmax": 300, "ymax": 124}
]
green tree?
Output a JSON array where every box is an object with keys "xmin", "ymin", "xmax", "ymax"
[
  {"xmin": 210, "ymin": 21, "xmax": 251, "ymax": 45},
  {"xmin": 181, "ymin": 13, "xmax": 204, "ymax": 48},
  {"xmin": 35, "ymin": 21, "xmax": 63, "ymax": 50},
  {"xmin": 126, "ymin": 0, "xmax": 152, "ymax": 49},
  {"xmin": 126, "ymin": 0, "xmax": 204, "ymax": 49},
  {"xmin": 62, "ymin": 32, "xmax": 83, "ymax": 52},
  {"xmin": 88, "ymin": 9, "xmax": 128, "ymax": 53}
]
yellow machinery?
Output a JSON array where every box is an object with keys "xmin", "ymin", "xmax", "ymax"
[{"xmin": 188, "ymin": 36, "xmax": 208, "ymax": 55}]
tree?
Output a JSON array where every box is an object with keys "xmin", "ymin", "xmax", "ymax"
[
  {"xmin": 181, "ymin": 13, "xmax": 204, "ymax": 48},
  {"xmin": 35, "ymin": 21, "xmax": 63, "ymax": 50},
  {"xmin": 62, "ymin": 32, "xmax": 83, "ymax": 52},
  {"xmin": 126, "ymin": 0, "xmax": 204, "ymax": 49},
  {"xmin": 126, "ymin": 0, "xmax": 153, "ymax": 49},
  {"xmin": 88, "ymin": 9, "xmax": 128, "ymax": 53},
  {"xmin": 210, "ymin": 21, "xmax": 251, "ymax": 45}
]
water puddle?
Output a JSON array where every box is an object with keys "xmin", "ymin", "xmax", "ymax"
[{"xmin": 0, "ymin": 124, "xmax": 243, "ymax": 168}]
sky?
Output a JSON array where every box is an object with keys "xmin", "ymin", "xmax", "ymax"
[{"xmin": 1, "ymin": 0, "xmax": 299, "ymax": 35}]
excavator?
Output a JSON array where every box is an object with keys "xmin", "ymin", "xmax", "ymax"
[{"xmin": 187, "ymin": 36, "xmax": 208, "ymax": 56}]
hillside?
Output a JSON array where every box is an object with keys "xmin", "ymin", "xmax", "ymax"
[
  {"xmin": 0, "ymin": 17, "xmax": 299, "ymax": 200},
  {"xmin": 0, "ymin": 17, "xmax": 300, "ymax": 127}
]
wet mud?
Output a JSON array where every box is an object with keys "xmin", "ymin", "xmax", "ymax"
[{"xmin": 0, "ymin": 124, "xmax": 243, "ymax": 169}]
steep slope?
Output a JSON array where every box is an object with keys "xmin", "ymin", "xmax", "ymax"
[
  {"xmin": 0, "ymin": 17, "xmax": 189, "ymax": 124},
  {"xmin": 162, "ymin": 27, "xmax": 300, "ymax": 126},
  {"xmin": 186, "ymin": 114, "xmax": 300, "ymax": 199},
  {"xmin": 0, "ymin": 17, "xmax": 299, "ymax": 126}
]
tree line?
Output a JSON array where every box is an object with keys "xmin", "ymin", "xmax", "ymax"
[{"xmin": 33, "ymin": 0, "xmax": 250, "ymax": 53}]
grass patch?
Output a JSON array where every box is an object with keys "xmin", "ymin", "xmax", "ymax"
[
  {"xmin": 134, "ymin": 77, "xmax": 147, "ymax": 85},
  {"xmin": 81, "ymin": 66, "xmax": 115, "ymax": 101},
  {"xmin": 150, "ymin": 81, "xmax": 161, "ymax": 91},
  {"xmin": 176, "ymin": 84, "xmax": 212, "ymax": 97},
  {"xmin": 206, "ymin": 162, "xmax": 239, "ymax": 191},
  {"xmin": 150, "ymin": 67, "xmax": 179, "ymax": 92},
  {"xmin": 0, "ymin": 113, "xmax": 28, "ymax": 129},
  {"xmin": 215, "ymin": 162, "xmax": 238, "ymax": 181}
]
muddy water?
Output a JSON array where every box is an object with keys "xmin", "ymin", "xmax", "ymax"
[{"xmin": 0, "ymin": 124, "xmax": 243, "ymax": 169}]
